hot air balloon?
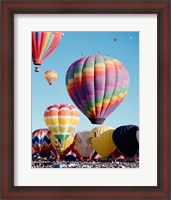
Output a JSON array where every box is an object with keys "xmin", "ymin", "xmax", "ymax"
[
  {"xmin": 32, "ymin": 128, "xmax": 54, "ymax": 157},
  {"xmin": 73, "ymin": 130, "xmax": 94, "ymax": 159},
  {"xmin": 32, "ymin": 31, "xmax": 63, "ymax": 70},
  {"xmin": 44, "ymin": 70, "xmax": 58, "ymax": 85},
  {"xmin": 112, "ymin": 125, "xmax": 139, "ymax": 157},
  {"xmin": 66, "ymin": 55, "xmax": 130, "ymax": 124},
  {"xmin": 89, "ymin": 126, "xmax": 116, "ymax": 158},
  {"xmin": 44, "ymin": 104, "xmax": 80, "ymax": 144},
  {"xmin": 50, "ymin": 132, "xmax": 76, "ymax": 157},
  {"xmin": 114, "ymin": 38, "xmax": 118, "ymax": 42}
]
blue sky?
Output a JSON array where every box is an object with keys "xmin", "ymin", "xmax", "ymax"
[{"xmin": 32, "ymin": 32, "xmax": 139, "ymax": 132}]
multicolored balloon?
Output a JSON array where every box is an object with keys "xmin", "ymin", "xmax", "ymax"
[
  {"xmin": 112, "ymin": 125, "xmax": 139, "ymax": 157},
  {"xmin": 89, "ymin": 126, "xmax": 116, "ymax": 158},
  {"xmin": 44, "ymin": 70, "xmax": 58, "ymax": 85},
  {"xmin": 73, "ymin": 130, "xmax": 94, "ymax": 158},
  {"xmin": 32, "ymin": 31, "xmax": 63, "ymax": 67},
  {"xmin": 44, "ymin": 104, "xmax": 80, "ymax": 144},
  {"xmin": 66, "ymin": 55, "xmax": 130, "ymax": 124},
  {"xmin": 50, "ymin": 132, "xmax": 76, "ymax": 156},
  {"xmin": 32, "ymin": 128, "xmax": 53, "ymax": 157}
]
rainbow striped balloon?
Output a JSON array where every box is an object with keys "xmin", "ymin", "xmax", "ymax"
[
  {"xmin": 66, "ymin": 55, "xmax": 130, "ymax": 124},
  {"xmin": 44, "ymin": 104, "xmax": 80, "ymax": 143},
  {"xmin": 32, "ymin": 31, "xmax": 62, "ymax": 65}
]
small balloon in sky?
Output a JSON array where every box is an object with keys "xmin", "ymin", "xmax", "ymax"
[
  {"xmin": 114, "ymin": 38, "xmax": 118, "ymax": 42},
  {"xmin": 44, "ymin": 70, "xmax": 58, "ymax": 85},
  {"xmin": 98, "ymin": 50, "xmax": 101, "ymax": 54},
  {"xmin": 81, "ymin": 52, "xmax": 85, "ymax": 56}
]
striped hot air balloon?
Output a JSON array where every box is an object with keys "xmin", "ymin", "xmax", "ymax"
[
  {"xmin": 66, "ymin": 55, "xmax": 130, "ymax": 124},
  {"xmin": 50, "ymin": 132, "xmax": 76, "ymax": 156},
  {"xmin": 32, "ymin": 32, "xmax": 63, "ymax": 69},
  {"xmin": 44, "ymin": 70, "xmax": 58, "ymax": 85},
  {"xmin": 32, "ymin": 128, "xmax": 53, "ymax": 157},
  {"xmin": 44, "ymin": 104, "xmax": 80, "ymax": 144}
]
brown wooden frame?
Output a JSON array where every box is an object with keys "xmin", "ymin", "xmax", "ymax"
[{"xmin": 1, "ymin": 0, "xmax": 170, "ymax": 199}]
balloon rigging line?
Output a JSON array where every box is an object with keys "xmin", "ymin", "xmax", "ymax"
[{"xmin": 52, "ymin": 82, "xmax": 72, "ymax": 104}]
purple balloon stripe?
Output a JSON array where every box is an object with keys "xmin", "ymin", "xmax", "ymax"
[
  {"xmin": 101, "ymin": 61, "xmax": 129, "ymax": 118},
  {"xmin": 95, "ymin": 90, "xmax": 104, "ymax": 95},
  {"xmin": 74, "ymin": 57, "xmax": 92, "ymax": 115}
]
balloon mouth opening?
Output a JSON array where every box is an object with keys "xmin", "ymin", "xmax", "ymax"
[
  {"xmin": 33, "ymin": 59, "xmax": 42, "ymax": 65},
  {"xmin": 89, "ymin": 118, "xmax": 105, "ymax": 124}
]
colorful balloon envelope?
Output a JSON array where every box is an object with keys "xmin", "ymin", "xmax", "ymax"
[
  {"xmin": 32, "ymin": 31, "xmax": 62, "ymax": 66},
  {"xmin": 44, "ymin": 70, "xmax": 58, "ymax": 85},
  {"xmin": 66, "ymin": 55, "xmax": 130, "ymax": 124},
  {"xmin": 112, "ymin": 125, "xmax": 139, "ymax": 157},
  {"xmin": 89, "ymin": 126, "xmax": 116, "ymax": 158},
  {"xmin": 73, "ymin": 130, "xmax": 94, "ymax": 158},
  {"xmin": 44, "ymin": 104, "xmax": 80, "ymax": 144},
  {"xmin": 32, "ymin": 128, "xmax": 53, "ymax": 157},
  {"xmin": 50, "ymin": 132, "xmax": 76, "ymax": 156}
]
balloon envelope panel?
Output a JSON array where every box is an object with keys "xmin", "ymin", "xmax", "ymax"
[
  {"xmin": 89, "ymin": 126, "xmax": 116, "ymax": 158},
  {"xmin": 112, "ymin": 125, "xmax": 139, "ymax": 157},
  {"xmin": 66, "ymin": 55, "xmax": 130, "ymax": 124}
]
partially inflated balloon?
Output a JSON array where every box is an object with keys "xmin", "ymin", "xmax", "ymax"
[
  {"xmin": 73, "ymin": 130, "xmax": 94, "ymax": 158},
  {"xmin": 112, "ymin": 125, "xmax": 139, "ymax": 157},
  {"xmin": 66, "ymin": 55, "xmax": 129, "ymax": 124},
  {"xmin": 32, "ymin": 128, "xmax": 53, "ymax": 157},
  {"xmin": 44, "ymin": 70, "xmax": 58, "ymax": 85},
  {"xmin": 44, "ymin": 104, "xmax": 80, "ymax": 144},
  {"xmin": 32, "ymin": 32, "xmax": 62, "ymax": 66},
  {"xmin": 89, "ymin": 126, "xmax": 116, "ymax": 158},
  {"xmin": 50, "ymin": 132, "xmax": 76, "ymax": 156}
]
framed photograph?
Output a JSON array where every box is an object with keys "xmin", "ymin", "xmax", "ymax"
[{"xmin": 1, "ymin": 0, "xmax": 170, "ymax": 199}]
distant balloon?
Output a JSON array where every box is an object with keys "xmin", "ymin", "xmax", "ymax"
[
  {"xmin": 114, "ymin": 38, "xmax": 118, "ymax": 42},
  {"xmin": 44, "ymin": 104, "xmax": 80, "ymax": 144},
  {"xmin": 81, "ymin": 52, "xmax": 85, "ymax": 56},
  {"xmin": 66, "ymin": 55, "xmax": 130, "ymax": 124},
  {"xmin": 112, "ymin": 125, "xmax": 139, "ymax": 157},
  {"xmin": 32, "ymin": 31, "xmax": 63, "ymax": 66},
  {"xmin": 98, "ymin": 50, "xmax": 101, "ymax": 54},
  {"xmin": 44, "ymin": 70, "xmax": 58, "ymax": 85},
  {"xmin": 89, "ymin": 126, "xmax": 116, "ymax": 158},
  {"xmin": 73, "ymin": 130, "xmax": 94, "ymax": 158},
  {"xmin": 32, "ymin": 129, "xmax": 54, "ymax": 157}
]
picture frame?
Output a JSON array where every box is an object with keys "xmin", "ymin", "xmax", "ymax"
[{"xmin": 1, "ymin": 0, "xmax": 170, "ymax": 199}]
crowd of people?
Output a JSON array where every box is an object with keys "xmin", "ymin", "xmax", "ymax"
[{"xmin": 32, "ymin": 153, "xmax": 139, "ymax": 169}]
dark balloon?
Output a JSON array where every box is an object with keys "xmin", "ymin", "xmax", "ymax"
[
  {"xmin": 112, "ymin": 125, "xmax": 139, "ymax": 157},
  {"xmin": 114, "ymin": 38, "xmax": 118, "ymax": 42}
]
